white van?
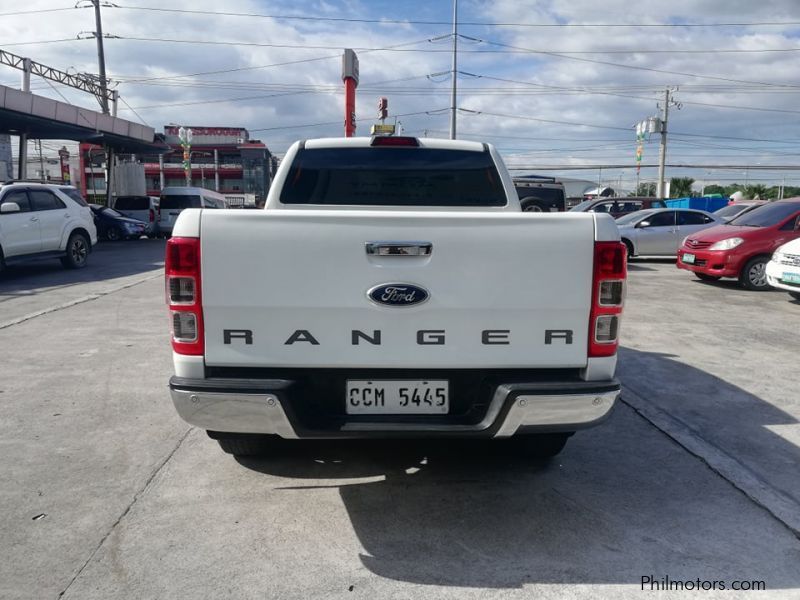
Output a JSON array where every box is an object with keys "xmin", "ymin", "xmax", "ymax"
[
  {"xmin": 115, "ymin": 195, "xmax": 160, "ymax": 237},
  {"xmin": 158, "ymin": 187, "xmax": 227, "ymax": 237}
]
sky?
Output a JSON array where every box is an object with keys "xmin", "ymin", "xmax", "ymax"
[{"xmin": 3, "ymin": 0, "xmax": 800, "ymax": 192}]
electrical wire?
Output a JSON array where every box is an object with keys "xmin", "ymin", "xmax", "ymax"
[{"xmin": 106, "ymin": 5, "xmax": 800, "ymax": 29}]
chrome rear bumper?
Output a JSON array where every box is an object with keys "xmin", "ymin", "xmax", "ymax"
[{"xmin": 169, "ymin": 377, "xmax": 619, "ymax": 439}]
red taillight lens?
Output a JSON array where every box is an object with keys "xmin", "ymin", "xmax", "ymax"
[
  {"xmin": 370, "ymin": 136, "xmax": 419, "ymax": 147},
  {"xmin": 165, "ymin": 237, "xmax": 203, "ymax": 355},
  {"xmin": 149, "ymin": 208, "xmax": 155, "ymax": 222},
  {"xmin": 589, "ymin": 241, "xmax": 627, "ymax": 358}
]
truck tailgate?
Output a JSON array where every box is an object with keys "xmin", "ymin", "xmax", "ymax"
[{"xmin": 200, "ymin": 210, "xmax": 596, "ymax": 369}]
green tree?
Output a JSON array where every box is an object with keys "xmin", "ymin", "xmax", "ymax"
[
  {"xmin": 670, "ymin": 177, "xmax": 695, "ymax": 198},
  {"xmin": 635, "ymin": 182, "xmax": 656, "ymax": 196},
  {"xmin": 702, "ymin": 184, "xmax": 726, "ymax": 196},
  {"xmin": 744, "ymin": 184, "xmax": 768, "ymax": 199}
]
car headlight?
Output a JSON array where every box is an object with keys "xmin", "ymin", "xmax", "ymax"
[
  {"xmin": 772, "ymin": 251, "xmax": 783, "ymax": 263},
  {"xmin": 709, "ymin": 237, "xmax": 744, "ymax": 251}
]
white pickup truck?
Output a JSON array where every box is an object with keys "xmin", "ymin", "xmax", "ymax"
[{"xmin": 165, "ymin": 136, "xmax": 626, "ymax": 458}]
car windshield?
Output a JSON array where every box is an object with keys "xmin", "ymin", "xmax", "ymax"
[
  {"xmin": 713, "ymin": 204, "xmax": 751, "ymax": 218},
  {"xmin": 161, "ymin": 195, "xmax": 201, "ymax": 209},
  {"xmin": 728, "ymin": 202, "xmax": 800, "ymax": 227},
  {"xmin": 616, "ymin": 210, "xmax": 655, "ymax": 226},
  {"xmin": 280, "ymin": 147, "xmax": 507, "ymax": 206},
  {"xmin": 568, "ymin": 199, "xmax": 597, "ymax": 212}
]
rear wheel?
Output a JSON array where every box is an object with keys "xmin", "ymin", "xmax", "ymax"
[
  {"xmin": 520, "ymin": 198, "xmax": 545, "ymax": 212},
  {"xmin": 106, "ymin": 226, "xmax": 122, "ymax": 241},
  {"xmin": 739, "ymin": 256, "xmax": 770, "ymax": 290},
  {"xmin": 503, "ymin": 433, "xmax": 571, "ymax": 460},
  {"xmin": 695, "ymin": 273, "xmax": 720, "ymax": 282},
  {"xmin": 60, "ymin": 233, "xmax": 90, "ymax": 269}
]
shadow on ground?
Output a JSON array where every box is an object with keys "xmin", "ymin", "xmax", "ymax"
[
  {"xmin": 233, "ymin": 348, "xmax": 800, "ymax": 589},
  {"xmin": 0, "ymin": 239, "xmax": 165, "ymax": 298}
]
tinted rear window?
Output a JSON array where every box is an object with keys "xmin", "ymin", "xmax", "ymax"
[
  {"xmin": 280, "ymin": 147, "xmax": 507, "ymax": 207},
  {"xmin": 115, "ymin": 196, "xmax": 149, "ymax": 210},
  {"xmin": 161, "ymin": 195, "xmax": 201, "ymax": 209}
]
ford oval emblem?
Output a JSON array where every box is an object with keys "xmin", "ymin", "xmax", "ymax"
[{"xmin": 368, "ymin": 283, "xmax": 429, "ymax": 307}]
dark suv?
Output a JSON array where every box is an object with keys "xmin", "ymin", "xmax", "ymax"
[
  {"xmin": 513, "ymin": 176, "xmax": 567, "ymax": 212},
  {"xmin": 569, "ymin": 197, "xmax": 667, "ymax": 219}
]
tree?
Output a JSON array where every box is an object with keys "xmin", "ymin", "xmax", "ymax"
[
  {"xmin": 670, "ymin": 177, "xmax": 695, "ymax": 198},
  {"xmin": 636, "ymin": 182, "xmax": 656, "ymax": 196},
  {"xmin": 702, "ymin": 184, "xmax": 726, "ymax": 196},
  {"xmin": 744, "ymin": 184, "xmax": 768, "ymax": 200}
]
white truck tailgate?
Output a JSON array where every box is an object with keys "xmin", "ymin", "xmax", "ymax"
[{"xmin": 200, "ymin": 210, "xmax": 595, "ymax": 369}]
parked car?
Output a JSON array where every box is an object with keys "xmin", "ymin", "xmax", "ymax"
[
  {"xmin": 158, "ymin": 187, "xmax": 227, "ymax": 237},
  {"xmin": 512, "ymin": 176, "xmax": 567, "ymax": 212},
  {"xmin": 617, "ymin": 208, "xmax": 719, "ymax": 258},
  {"xmin": 677, "ymin": 199, "xmax": 800, "ymax": 290},
  {"xmin": 766, "ymin": 238, "xmax": 800, "ymax": 301},
  {"xmin": 569, "ymin": 197, "xmax": 667, "ymax": 218},
  {"xmin": 114, "ymin": 195, "xmax": 160, "ymax": 237},
  {"xmin": 712, "ymin": 201, "xmax": 765, "ymax": 223},
  {"xmin": 89, "ymin": 204, "xmax": 147, "ymax": 240},
  {"xmin": 0, "ymin": 181, "xmax": 97, "ymax": 271}
]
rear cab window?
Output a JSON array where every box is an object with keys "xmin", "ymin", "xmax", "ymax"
[
  {"xmin": 280, "ymin": 147, "xmax": 507, "ymax": 207},
  {"xmin": 116, "ymin": 196, "xmax": 150, "ymax": 210},
  {"xmin": 161, "ymin": 195, "xmax": 201, "ymax": 210}
]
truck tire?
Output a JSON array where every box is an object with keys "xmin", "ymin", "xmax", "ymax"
[
  {"xmin": 212, "ymin": 433, "xmax": 282, "ymax": 457},
  {"xmin": 739, "ymin": 256, "xmax": 770, "ymax": 291},
  {"xmin": 504, "ymin": 433, "xmax": 571, "ymax": 459},
  {"xmin": 520, "ymin": 198, "xmax": 546, "ymax": 212},
  {"xmin": 60, "ymin": 232, "xmax": 90, "ymax": 269}
]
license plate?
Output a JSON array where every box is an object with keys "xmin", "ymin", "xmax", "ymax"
[
  {"xmin": 782, "ymin": 272, "xmax": 800, "ymax": 284},
  {"xmin": 346, "ymin": 380, "xmax": 449, "ymax": 415},
  {"xmin": 683, "ymin": 253, "xmax": 696, "ymax": 264}
]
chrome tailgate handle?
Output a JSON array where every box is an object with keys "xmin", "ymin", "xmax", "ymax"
[{"xmin": 365, "ymin": 241, "xmax": 432, "ymax": 256}]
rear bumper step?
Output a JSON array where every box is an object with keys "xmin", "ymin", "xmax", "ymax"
[{"xmin": 169, "ymin": 376, "xmax": 620, "ymax": 439}]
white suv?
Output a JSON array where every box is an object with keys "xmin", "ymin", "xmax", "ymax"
[{"xmin": 0, "ymin": 182, "xmax": 98, "ymax": 272}]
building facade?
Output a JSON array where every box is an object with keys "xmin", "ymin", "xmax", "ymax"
[{"xmin": 78, "ymin": 126, "xmax": 276, "ymax": 206}]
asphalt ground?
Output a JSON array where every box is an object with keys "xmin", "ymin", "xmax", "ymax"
[{"xmin": 1, "ymin": 239, "xmax": 799, "ymax": 599}]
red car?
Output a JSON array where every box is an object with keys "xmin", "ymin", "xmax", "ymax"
[{"xmin": 677, "ymin": 199, "xmax": 800, "ymax": 290}]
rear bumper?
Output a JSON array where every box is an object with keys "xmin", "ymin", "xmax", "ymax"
[
  {"xmin": 676, "ymin": 248, "xmax": 740, "ymax": 277},
  {"xmin": 169, "ymin": 376, "xmax": 620, "ymax": 439}
]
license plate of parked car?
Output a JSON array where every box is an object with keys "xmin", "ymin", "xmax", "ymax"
[
  {"xmin": 782, "ymin": 272, "xmax": 800, "ymax": 284},
  {"xmin": 683, "ymin": 253, "xmax": 696, "ymax": 264},
  {"xmin": 346, "ymin": 380, "xmax": 449, "ymax": 414}
]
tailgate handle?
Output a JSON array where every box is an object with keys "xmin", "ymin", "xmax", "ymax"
[{"xmin": 366, "ymin": 241, "xmax": 432, "ymax": 257}]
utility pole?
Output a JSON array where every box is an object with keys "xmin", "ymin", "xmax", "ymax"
[
  {"xmin": 656, "ymin": 87, "xmax": 671, "ymax": 199},
  {"xmin": 37, "ymin": 139, "xmax": 45, "ymax": 180},
  {"xmin": 449, "ymin": 0, "xmax": 458, "ymax": 140},
  {"xmin": 92, "ymin": 0, "xmax": 109, "ymax": 115}
]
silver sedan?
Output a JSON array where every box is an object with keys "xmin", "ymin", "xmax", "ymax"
[{"xmin": 617, "ymin": 208, "xmax": 721, "ymax": 257}]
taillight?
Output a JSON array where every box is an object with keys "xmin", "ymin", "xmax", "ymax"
[
  {"xmin": 589, "ymin": 241, "xmax": 627, "ymax": 357},
  {"xmin": 149, "ymin": 208, "xmax": 155, "ymax": 222},
  {"xmin": 165, "ymin": 237, "xmax": 203, "ymax": 355}
]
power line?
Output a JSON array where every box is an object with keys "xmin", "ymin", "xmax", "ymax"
[
  {"xmin": 0, "ymin": 7, "xmax": 86, "ymax": 17},
  {"xmin": 118, "ymin": 95, "xmax": 149, "ymax": 126},
  {"xmin": 248, "ymin": 109, "xmax": 449, "ymax": 133},
  {"xmin": 106, "ymin": 5, "xmax": 800, "ymax": 29},
  {"xmin": 461, "ymin": 35, "xmax": 800, "ymax": 89}
]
